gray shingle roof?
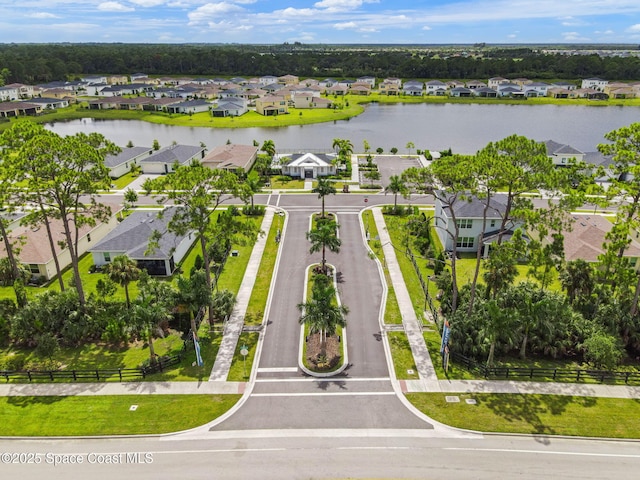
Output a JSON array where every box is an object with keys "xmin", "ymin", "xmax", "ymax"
[
  {"xmin": 438, "ymin": 191, "xmax": 509, "ymax": 219},
  {"xmin": 88, "ymin": 207, "xmax": 193, "ymax": 260},
  {"xmin": 139, "ymin": 144, "xmax": 204, "ymax": 165},
  {"xmin": 104, "ymin": 146, "xmax": 152, "ymax": 168}
]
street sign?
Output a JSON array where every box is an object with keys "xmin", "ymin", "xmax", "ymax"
[{"xmin": 240, "ymin": 345, "xmax": 249, "ymax": 378}]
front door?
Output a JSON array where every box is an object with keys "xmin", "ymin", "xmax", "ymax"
[{"xmin": 304, "ymin": 169, "xmax": 314, "ymax": 179}]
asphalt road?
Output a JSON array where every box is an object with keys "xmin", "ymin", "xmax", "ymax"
[
  {"xmin": 15, "ymin": 190, "xmax": 633, "ymax": 478},
  {"xmin": 3, "ymin": 433, "xmax": 640, "ymax": 479}
]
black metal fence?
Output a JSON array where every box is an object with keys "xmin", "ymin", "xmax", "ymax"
[
  {"xmin": 405, "ymin": 247, "xmax": 439, "ymax": 323},
  {"xmin": 450, "ymin": 351, "xmax": 640, "ymax": 385}
]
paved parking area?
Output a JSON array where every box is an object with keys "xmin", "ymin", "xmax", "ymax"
[{"xmin": 372, "ymin": 155, "xmax": 424, "ymax": 188}]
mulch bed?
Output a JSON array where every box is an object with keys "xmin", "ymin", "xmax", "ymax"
[{"xmin": 305, "ymin": 333, "xmax": 341, "ymax": 371}]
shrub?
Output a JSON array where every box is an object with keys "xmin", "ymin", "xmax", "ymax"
[{"xmin": 242, "ymin": 205, "xmax": 266, "ymax": 216}]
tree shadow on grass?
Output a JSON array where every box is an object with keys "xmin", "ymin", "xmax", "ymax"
[
  {"xmin": 481, "ymin": 394, "xmax": 597, "ymax": 443},
  {"xmin": 7, "ymin": 395, "xmax": 65, "ymax": 407}
]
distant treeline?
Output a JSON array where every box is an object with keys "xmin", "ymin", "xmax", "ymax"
[{"xmin": 2, "ymin": 43, "xmax": 640, "ymax": 84}]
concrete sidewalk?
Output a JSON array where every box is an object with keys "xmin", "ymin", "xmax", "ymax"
[
  {"xmin": 0, "ymin": 381, "xmax": 245, "ymax": 397},
  {"xmin": 208, "ymin": 207, "xmax": 275, "ymax": 381},
  {"xmin": 372, "ymin": 208, "xmax": 438, "ymax": 385}
]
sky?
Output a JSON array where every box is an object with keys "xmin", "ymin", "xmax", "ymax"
[{"xmin": 1, "ymin": 0, "xmax": 640, "ymax": 44}]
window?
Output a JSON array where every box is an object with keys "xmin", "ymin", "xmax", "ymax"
[
  {"xmin": 456, "ymin": 237, "xmax": 475, "ymax": 249},
  {"xmin": 28, "ymin": 264, "xmax": 40, "ymax": 274},
  {"xmin": 456, "ymin": 219, "xmax": 473, "ymax": 229},
  {"xmin": 104, "ymin": 252, "xmax": 111, "ymax": 262},
  {"xmin": 490, "ymin": 220, "xmax": 496, "ymax": 228}
]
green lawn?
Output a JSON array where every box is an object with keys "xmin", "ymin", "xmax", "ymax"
[
  {"xmin": 245, "ymin": 212, "xmax": 284, "ymax": 325},
  {"xmin": 110, "ymin": 171, "xmax": 139, "ymax": 190},
  {"xmin": 0, "ymin": 210, "xmax": 261, "ymax": 379},
  {"xmin": 0, "ymin": 394, "xmax": 241, "ymax": 436},
  {"xmin": 388, "ymin": 331, "xmax": 419, "ymax": 380},
  {"xmin": 406, "ymin": 392, "xmax": 640, "ymax": 438},
  {"xmin": 227, "ymin": 332, "xmax": 259, "ymax": 381}
]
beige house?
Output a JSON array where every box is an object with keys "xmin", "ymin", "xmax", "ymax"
[
  {"xmin": 560, "ymin": 214, "xmax": 640, "ymax": 269},
  {"xmin": 202, "ymin": 144, "xmax": 259, "ymax": 173},
  {"xmin": 278, "ymin": 74, "xmax": 299, "ymax": 85},
  {"xmin": 0, "ymin": 203, "xmax": 123, "ymax": 281},
  {"xmin": 255, "ymin": 96, "xmax": 288, "ymax": 115}
]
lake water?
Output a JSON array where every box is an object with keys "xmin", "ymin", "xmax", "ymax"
[{"xmin": 46, "ymin": 103, "xmax": 640, "ymax": 154}]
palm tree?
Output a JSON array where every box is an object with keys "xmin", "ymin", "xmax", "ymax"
[
  {"xmin": 134, "ymin": 274, "xmax": 176, "ymax": 366},
  {"xmin": 243, "ymin": 170, "xmax": 261, "ymax": 210},
  {"xmin": 559, "ymin": 259, "xmax": 594, "ymax": 305},
  {"xmin": 307, "ymin": 222, "xmax": 341, "ymax": 274},
  {"xmin": 106, "ymin": 254, "xmax": 141, "ymax": 309},
  {"xmin": 298, "ymin": 278, "xmax": 348, "ymax": 355},
  {"xmin": 210, "ymin": 289, "xmax": 236, "ymax": 323},
  {"xmin": 312, "ymin": 177, "xmax": 336, "ymax": 219},
  {"xmin": 384, "ymin": 174, "xmax": 407, "ymax": 208},
  {"xmin": 176, "ymin": 270, "xmax": 211, "ymax": 331},
  {"xmin": 261, "ymin": 139, "xmax": 276, "ymax": 158}
]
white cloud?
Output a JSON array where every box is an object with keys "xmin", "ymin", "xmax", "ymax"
[
  {"xmin": 422, "ymin": 26, "xmax": 431, "ymax": 31},
  {"xmin": 188, "ymin": 2, "xmax": 245, "ymax": 23},
  {"xmin": 98, "ymin": 2, "xmax": 135, "ymax": 12},
  {"xmin": 315, "ymin": 0, "xmax": 363, "ymax": 10},
  {"xmin": 50, "ymin": 22, "xmax": 99, "ymax": 30},
  {"xmin": 562, "ymin": 31, "xmax": 589, "ymax": 41},
  {"xmin": 129, "ymin": 0, "xmax": 167, "ymax": 6},
  {"xmin": 26, "ymin": 12, "xmax": 60, "ymax": 19},
  {"xmin": 628, "ymin": 24, "xmax": 640, "ymax": 32},
  {"xmin": 280, "ymin": 7, "xmax": 315, "ymax": 18},
  {"xmin": 334, "ymin": 21, "xmax": 357, "ymax": 30}
]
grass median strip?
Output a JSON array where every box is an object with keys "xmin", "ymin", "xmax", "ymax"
[
  {"xmin": 406, "ymin": 392, "xmax": 640, "ymax": 439},
  {"xmin": 0, "ymin": 394, "xmax": 241, "ymax": 436}
]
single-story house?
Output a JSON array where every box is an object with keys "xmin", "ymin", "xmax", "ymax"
[
  {"xmin": 139, "ymin": 144, "xmax": 206, "ymax": 174},
  {"xmin": 0, "ymin": 101, "xmax": 43, "ymax": 117},
  {"xmin": 202, "ymin": 144, "xmax": 259, "ymax": 173},
  {"xmin": 211, "ymin": 98, "xmax": 248, "ymax": 117},
  {"xmin": 560, "ymin": 214, "xmax": 640, "ymax": 269},
  {"xmin": 279, "ymin": 153, "xmax": 337, "ymax": 179},
  {"xmin": 165, "ymin": 99, "xmax": 211, "ymax": 114},
  {"xmin": 434, "ymin": 192, "xmax": 524, "ymax": 255},
  {"xmin": 25, "ymin": 97, "xmax": 69, "ymax": 109},
  {"xmin": 104, "ymin": 146, "xmax": 154, "ymax": 178},
  {"xmin": 474, "ymin": 87, "xmax": 498, "ymax": 98},
  {"xmin": 449, "ymin": 87, "xmax": 473, "ymax": 98},
  {"xmin": 0, "ymin": 203, "xmax": 123, "ymax": 281},
  {"xmin": 89, "ymin": 207, "xmax": 196, "ymax": 276}
]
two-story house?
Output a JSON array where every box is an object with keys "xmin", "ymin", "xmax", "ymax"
[
  {"xmin": 255, "ymin": 96, "xmax": 288, "ymax": 116},
  {"xmin": 434, "ymin": 192, "xmax": 523, "ymax": 256}
]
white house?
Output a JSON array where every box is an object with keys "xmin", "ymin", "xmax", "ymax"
[
  {"xmin": 581, "ymin": 78, "xmax": 608, "ymax": 91},
  {"xmin": 279, "ymin": 153, "xmax": 337, "ymax": 179},
  {"xmin": 0, "ymin": 85, "xmax": 19, "ymax": 101},
  {"xmin": 165, "ymin": 99, "xmax": 211, "ymax": 115},
  {"xmin": 139, "ymin": 144, "xmax": 206, "ymax": 174},
  {"xmin": 425, "ymin": 80, "xmax": 447, "ymax": 94},
  {"xmin": 104, "ymin": 146, "xmax": 154, "ymax": 178},
  {"xmin": 543, "ymin": 140, "xmax": 585, "ymax": 166},
  {"xmin": 434, "ymin": 192, "xmax": 524, "ymax": 255},
  {"xmin": 89, "ymin": 207, "xmax": 196, "ymax": 276}
]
